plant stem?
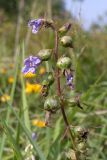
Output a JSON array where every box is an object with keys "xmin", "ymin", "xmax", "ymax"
[
  {"xmin": 54, "ymin": 29, "xmax": 78, "ymax": 159},
  {"xmin": 21, "ymin": 42, "xmax": 30, "ymax": 130},
  {"xmin": 54, "ymin": 30, "xmax": 61, "ymax": 96}
]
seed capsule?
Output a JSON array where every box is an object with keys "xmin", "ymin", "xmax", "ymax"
[
  {"xmin": 38, "ymin": 49, "xmax": 52, "ymax": 61},
  {"xmin": 44, "ymin": 96, "xmax": 59, "ymax": 111},
  {"xmin": 57, "ymin": 57, "xmax": 71, "ymax": 69},
  {"xmin": 60, "ymin": 36, "xmax": 73, "ymax": 48}
]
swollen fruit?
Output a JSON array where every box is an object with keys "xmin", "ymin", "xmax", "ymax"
[
  {"xmin": 60, "ymin": 36, "xmax": 73, "ymax": 48},
  {"xmin": 38, "ymin": 49, "xmax": 52, "ymax": 61},
  {"xmin": 57, "ymin": 57, "xmax": 71, "ymax": 69},
  {"xmin": 44, "ymin": 96, "xmax": 59, "ymax": 111}
]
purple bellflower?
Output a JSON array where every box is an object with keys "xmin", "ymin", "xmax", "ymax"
[
  {"xmin": 22, "ymin": 56, "xmax": 41, "ymax": 75},
  {"xmin": 28, "ymin": 19, "xmax": 43, "ymax": 34}
]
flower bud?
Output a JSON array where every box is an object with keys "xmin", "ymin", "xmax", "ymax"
[
  {"xmin": 59, "ymin": 23, "xmax": 71, "ymax": 35},
  {"xmin": 57, "ymin": 57, "xmax": 71, "ymax": 69},
  {"xmin": 42, "ymin": 80, "xmax": 49, "ymax": 86},
  {"xmin": 47, "ymin": 73, "xmax": 54, "ymax": 85},
  {"xmin": 60, "ymin": 36, "xmax": 73, "ymax": 48},
  {"xmin": 38, "ymin": 49, "xmax": 52, "ymax": 61},
  {"xmin": 44, "ymin": 96, "xmax": 59, "ymax": 111}
]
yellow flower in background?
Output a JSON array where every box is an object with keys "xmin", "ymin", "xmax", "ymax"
[
  {"xmin": 1, "ymin": 68, "xmax": 7, "ymax": 74},
  {"xmin": 25, "ymin": 82, "xmax": 33, "ymax": 94},
  {"xmin": 39, "ymin": 67, "xmax": 46, "ymax": 75},
  {"xmin": 8, "ymin": 76, "xmax": 14, "ymax": 84},
  {"xmin": 32, "ymin": 84, "xmax": 42, "ymax": 93},
  {"xmin": 32, "ymin": 119, "xmax": 46, "ymax": 128},
  {"xmin": 25, "ymin": 82, "xmax": 42, "ymax": 94},
  {"xmin": 9, "ymin": 63, "xmax": 14, "ymax": 69},
  {"xmin": 0, "ymin": 94, "xmax": 10, "ymax": 103},
  {"xmin": 23, "ymin": 72, "xmax": 36, "ymax": 78}
]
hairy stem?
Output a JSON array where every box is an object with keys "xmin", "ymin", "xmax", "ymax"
[
  {"xmin": 54, "ymin": 30, "xmax": 61, "ymax": 96},
  {"xmin": 54, "ymin": 29, "xmax": 78, "ymax": 159}
]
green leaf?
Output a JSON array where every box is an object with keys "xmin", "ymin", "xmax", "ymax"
[
  {"xmin": 3, "ymin": 122, "xmax": 23, "ymax": 160},
  {"xmin": 52, "ymin": 117, "xmax": 62, "ymax": 143}
]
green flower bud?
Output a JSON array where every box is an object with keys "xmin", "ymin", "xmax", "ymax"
[
  {"xmin": 58, "ymin": 23, "xmax": 71, "ymax": 35},
  {"xmin": 47, "ymin": 73, "xmax": 54, "ymax": 85},
  {"xmin": 60, "ymin": 36, "xmax": 73, "ymax": 48},
  {"xmin": 38, "ymin": 49, "xmax": 52, "ymax": 61},
  {"xmin": 44, "ymin": 96, "xmax": 59, "ymax": 111},
  {"xmin": 42, "ymin": 80, "xmax": 49, "ymax": 86},
  {"xmin": 57, "ymin": 57, "xmax": 71, "ymax": 69}
]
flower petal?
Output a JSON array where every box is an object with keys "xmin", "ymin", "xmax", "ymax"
[
  {"xmin": 28, "ymin": 19, "xmax": 42, "ymax": 34},
  {"xmin": 22, "ymin": 66, "xmax": 35, "ymax": 74},
  {"xmin": 32, "ymin": 57, "xmax": 41, "ymax": 66},
  {"xmin": 24, "ymin": 56, "xmax": 41, "ymax": 67}
]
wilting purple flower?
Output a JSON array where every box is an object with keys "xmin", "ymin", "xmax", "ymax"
[
  {"xmin": 64, "ymin": 69, "xmax": 74, "ymax": 89},
  {"xmin": 64, "ymin": 23, "xmax": 72, "ymax": 31},
  {"xmin": 28, "ymin": 19, "xmax": 43, "ymax": 34},
  {"xmin": 66, "ymin": 74, "xmax": 74, "ymax": 89},
  {"xmin": 22, "ymin": 56, "xmax": 41, "ymax": 74}
]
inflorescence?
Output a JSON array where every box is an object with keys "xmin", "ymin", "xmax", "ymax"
[{"xmin": 21, "ymin": 18, "xmax": 88, "ymax": 160}]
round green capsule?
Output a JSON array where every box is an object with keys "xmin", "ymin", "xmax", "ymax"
[
  {"xmin": 44, "ymin": 96, "xmax": 59, "ymax": 111},
  {"xmin": 38, "ymin": 49, "xmax": 52, "ymax": 61},
  {"xmin": 57, "ymin": 57, "xmax": 71, "ymax": 69},
  {"xmin": 60, "ymin": 36, "xmax": 73, "ymax": 48}
]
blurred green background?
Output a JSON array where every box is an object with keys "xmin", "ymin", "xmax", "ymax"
[{"xmin": 0, "ymin": 0, "xmax": 107, "ymax": 160}]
